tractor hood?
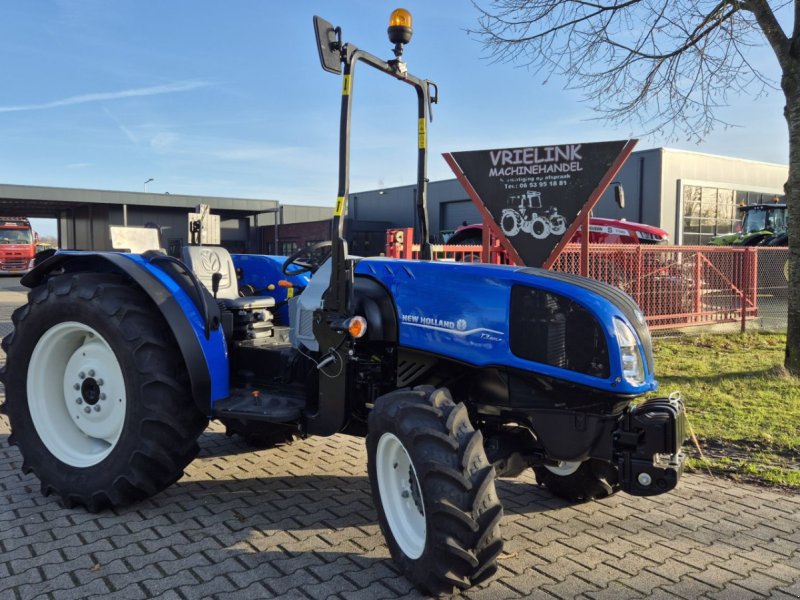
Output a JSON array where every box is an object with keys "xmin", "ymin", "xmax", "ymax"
[{"xmin": 355, "ymin": 258, "xmax": 657, "ymax": 397}]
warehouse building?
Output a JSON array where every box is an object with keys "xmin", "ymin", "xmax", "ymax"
[
  {"xmin": 0, "ymin": 147, "xmax": 788, "ymax": 256},
  {"xmin": 346, "ymin": 147, "xmax": 788, "ymax": 245}
]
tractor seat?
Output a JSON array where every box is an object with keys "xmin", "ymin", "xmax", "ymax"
[{"xmin": 181, "ymin": 246, "xmax": 275, "ymax": 310}]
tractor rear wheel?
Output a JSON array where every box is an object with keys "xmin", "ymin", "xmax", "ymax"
[
  {"xmin": 534, "ymin": 458, "xmax": 619, "ymax": 503},
  {"xmin": 1, "ymin": 273, "xmax": 208, "ymax": 511},
  {"xmin": 367, "ymin": 386, "xmax": 503, "ymax": 596}
]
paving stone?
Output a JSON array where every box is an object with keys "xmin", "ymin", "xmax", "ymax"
[
  {"xmin": 585, "ymin": 581, "xmax": 646, "ymax": 600},
  {"xmin": 706, "ymin": 583, "xmax": 771, "ymax": 600},
  {"xmin": 1, "ymin": 372, "xmax": 798, "ymax": 600}
]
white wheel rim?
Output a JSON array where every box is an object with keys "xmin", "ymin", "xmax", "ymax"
[
  {"xmin": 545, "ymin": 460, "xmax": 582, "ymax": 476},
  {"xmin": 27, "ymin": 321, "xmax": 127, "ymax": 468},
  {"xmin": 376, "ymin": 432, "xmax": 426, "ymax": 559}
]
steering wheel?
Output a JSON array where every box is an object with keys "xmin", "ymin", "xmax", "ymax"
[{"xmin": 282, "ymin": 240, "xmax": 333, "ymax": 276}]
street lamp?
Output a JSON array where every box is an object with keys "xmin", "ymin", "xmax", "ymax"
[{"xmin": 144, "ymin": 178, "xmax": 154, "ymax": 192}]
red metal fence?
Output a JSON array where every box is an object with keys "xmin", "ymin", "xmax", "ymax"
[{"xmin": 385, "ymin": 228, "xmax": 790, "ymax": 332}]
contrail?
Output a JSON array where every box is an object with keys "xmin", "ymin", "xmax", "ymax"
[{"xmin": 0, "ymin": 80, "xmax": 214, "ymax": 113}]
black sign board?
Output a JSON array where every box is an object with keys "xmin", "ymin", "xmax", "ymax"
[{"xmin": 444, "ymin": 140, "xmax": 635, "ymax": 268}]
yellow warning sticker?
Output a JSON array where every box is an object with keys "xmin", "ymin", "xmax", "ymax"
[
  {"xmin": 334, "ymin": 196, "xmax": 345, "ymax": 216},
  {"xmin": 342, "ymin": 75, "xmax": 351, "ymax": 96},
  {"xmin": 418, "ymin": 118, "xmax": 426, "ymax": 149}
]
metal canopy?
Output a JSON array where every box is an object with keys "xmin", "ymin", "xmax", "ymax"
[{"xmin": 0, "ymin": 183, "xmax": 279, "ymax": 220}]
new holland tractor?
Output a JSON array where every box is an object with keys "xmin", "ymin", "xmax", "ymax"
[{"xmin": 0, "ymin": 11, "xmax": 688, "ymax": 596}]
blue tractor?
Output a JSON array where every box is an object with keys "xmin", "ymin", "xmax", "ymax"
[{"xmin": 1, "ymin": 10, "xmax": 688, "ymax": 596}]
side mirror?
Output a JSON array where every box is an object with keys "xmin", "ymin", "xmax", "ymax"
[
  {"xmin": 613, "ymin": 182, "xmax": 625, "ymax": 209},
  {"xmin": 314, "ymin": 16, "xmax": 342, "ymax": 75}
]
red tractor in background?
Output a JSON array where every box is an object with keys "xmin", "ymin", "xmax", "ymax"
[{"xmin": 445, "ymin": 217, "xmax": 669, "ymax": 247}]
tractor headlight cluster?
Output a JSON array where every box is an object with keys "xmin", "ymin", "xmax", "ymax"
[{"xmin": 614, "ymin": 318, "xmax": 645, "ymax": 386}]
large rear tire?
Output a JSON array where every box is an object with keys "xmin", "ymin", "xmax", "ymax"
[
  {"xmin": 367, "ymin": 386, "xmax": 503, "ymax": 596},
  {"xmin": 534, "ymin": 458, "xmax": 619, "ymax": 503},
  {"xmin": 0, "ymin": 273, "xmax": 208, "ymax": 511}
]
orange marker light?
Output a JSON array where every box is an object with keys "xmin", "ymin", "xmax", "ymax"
[
  {"xmin": 278, "ymin": 280, "xmax": 294, "ymax": 288},
  {"xmin": 347, "ymin": 316, "xmax": 368, "ymax": 339}
]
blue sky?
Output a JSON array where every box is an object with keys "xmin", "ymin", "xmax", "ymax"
[{"xmin": 1, "ymin": 1, "xmax": 789, "ymax": 238}]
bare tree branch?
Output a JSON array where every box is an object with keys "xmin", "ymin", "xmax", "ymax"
[{"xmin": 469, "ymin": 0, "xmax": 780, "ymax": 140}]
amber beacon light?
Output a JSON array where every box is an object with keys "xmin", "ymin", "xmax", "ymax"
[{"xmin": 388, "ymin": 8, "xmax": 413, "ymax": 53}]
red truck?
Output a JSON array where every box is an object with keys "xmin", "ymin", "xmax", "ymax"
[{"xmin": 0, "ymin": 217, "xmax": 38, "ymax": 274}]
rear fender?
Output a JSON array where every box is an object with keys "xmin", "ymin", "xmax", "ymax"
[{"xmin": 22, "ymin": 251, "xmax": 228, "ymax": 415}]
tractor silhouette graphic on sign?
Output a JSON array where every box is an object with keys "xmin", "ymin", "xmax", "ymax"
[{"xmin": 501, "ymin": 191, "xmax": 567, "ymax": 239}]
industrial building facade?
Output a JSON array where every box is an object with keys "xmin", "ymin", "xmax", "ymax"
[
  {"xmin": 0, "ymin": 147, "xmax": 788, "ymax": 256},
  {"xmin": 346, "ymin": 147, "xmax": 788, "ymax": 246}
]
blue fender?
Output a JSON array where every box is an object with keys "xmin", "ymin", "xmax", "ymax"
[{"xmin": 22, "ymin": 251, "xmax": 229, "ymax": 415}]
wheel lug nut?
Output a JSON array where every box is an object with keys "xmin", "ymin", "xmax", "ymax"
[
  {"xmin": 401, "ymin": 490, "xmax": 410, "ymax": 498},
  {"xmin": 100, "ymin": 393, "xmax": 106, "ymax": 401},
  {"xmin": 79, "ymin": 372, "xmax": 86, "ymax": 379},
  {"xmin": 73, "ymin": 383, "xmax": 80, "ymax": 390},
  {"xmin": 83, "ymin": 406, "xmax": 91, "ymax": 414},
  {"xmin": 97, "ymin": 379, "xmax": 104, "ymax": 386},
  {"xmin": 75, "ymin": 398, "xmax": 83, "ymax": 405},
  {"xmin": 93, "ymin": 405, "xmax": 101, "ymax": 412},
  {"xmin": 88, "ymin": 369, "xmax": 95, "ymax": 377}
]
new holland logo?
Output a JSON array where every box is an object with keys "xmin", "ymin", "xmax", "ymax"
[
  {"xmin": 456, "ymin": 319, "xmax": 467, "ymax": 331},
  {"xmin": 200, "ymin": 250, "xmax": 221, "ymax": 273}
]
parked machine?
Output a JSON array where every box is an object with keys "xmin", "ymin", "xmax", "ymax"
[
  {"xmin": 709, "ymin": 201, "xmax": 788, "ymax": 246},
  {"xmin": 448, "ymin": 217, "xmax": 669, "ymax": 247},
  {"xmin": 0, "ymin": 216, "xmax": 38, "ymax": 274},
  {"xmin": 1, "ymin": 11, "xmax": 688, "ymax": 596}
]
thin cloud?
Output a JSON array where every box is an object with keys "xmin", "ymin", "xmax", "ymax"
[{"xmin": 0, "ymin": 80, "xmax": 214, "ymax": 114}]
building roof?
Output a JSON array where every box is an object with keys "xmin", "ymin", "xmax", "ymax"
[{"xmin": 0, "ymin": 183, "xmax": 279, "ymax": 219}]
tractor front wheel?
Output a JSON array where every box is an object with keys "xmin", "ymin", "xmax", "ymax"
[
  {"xmin": 367, "ymin": 386, "xmax": 503, "ymax": 596},
  {"xmin": 1, "ymin": 273, "xmax": 208, "ymax": 511}
]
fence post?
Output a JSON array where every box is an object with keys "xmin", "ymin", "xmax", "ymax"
[
  {"xmin": 635, "ymin": 245, "xmax": 643, "ymax": 305},
  {"xmin": 385, "ymin": 229, "xmax": 398, "ymax": 258},
  {"xmin": 580, "ymin": 213, "xmax": 590, "ymax": 276},
  {"xmin": 694, "ymin": 250, "xmax": 702, "ymax": 324},
  {"xmin": 402, "ymin": 227, "xmax": 414, "ymax": 260},
  {"xmin": 481, "ymin": 224, "xmax": 490, "ymax": 264},
  {"xmin": 741, "ymin": 247, "xmax": 758, "ymax": 333}
]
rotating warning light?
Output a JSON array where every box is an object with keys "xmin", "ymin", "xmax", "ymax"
[{"xmin": 388, "ymin": 9, "xmax": 413, "ymax": 46}]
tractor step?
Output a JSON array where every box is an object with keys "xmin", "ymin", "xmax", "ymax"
[{"xmin": 212, "ymin": 384, "xmax": 306, "ymax": 423}]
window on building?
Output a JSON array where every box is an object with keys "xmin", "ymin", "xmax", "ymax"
[
  {"xmin": 682, "ymin": 185, "xmax": 784, "ymax": 245},
  {"xmin": 281, "ymin": 241, "xmax": 298, "ymax": 255}
]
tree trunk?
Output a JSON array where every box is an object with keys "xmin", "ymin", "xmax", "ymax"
[{"xmin": 783, "ymin": 78, "xmax": 800, "ymax": 375}]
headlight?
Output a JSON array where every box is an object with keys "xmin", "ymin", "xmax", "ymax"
[{"xmin": 614, "ymin": 318, "xmax": 645, "ymax": 386}]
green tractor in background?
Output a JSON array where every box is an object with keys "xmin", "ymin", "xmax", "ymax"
[{"xmin": 709, "ymin": 202, "xmax": 788, "ymax": 246}]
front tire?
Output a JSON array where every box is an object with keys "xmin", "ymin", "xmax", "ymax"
[
  {"xmin": 367, "ymin": 386, "xmax": 503, "ymax": 596},
  {"xmin": 534, "ymin": 458, "xmax": 619, "ymax": 503},
  {"xmin": 1, "ymin": 273, "xmax": 208, "ymax": 511}
]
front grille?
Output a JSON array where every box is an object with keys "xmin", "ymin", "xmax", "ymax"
[
  {"xmin": 0, "ymin": 259, "xmax": 28, "ymax": 270},
  {"xmin": 518, "ymin": 268, "xmax": 654, "ymax": 373},
  {"xmin": 510, "ymin": 285, "xmax": 609, "ymax": 378}
]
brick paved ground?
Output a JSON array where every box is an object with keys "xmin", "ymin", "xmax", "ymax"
[{"xmin": 1, "ymin": 285, "xmax": 799, "ymax": 599}]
